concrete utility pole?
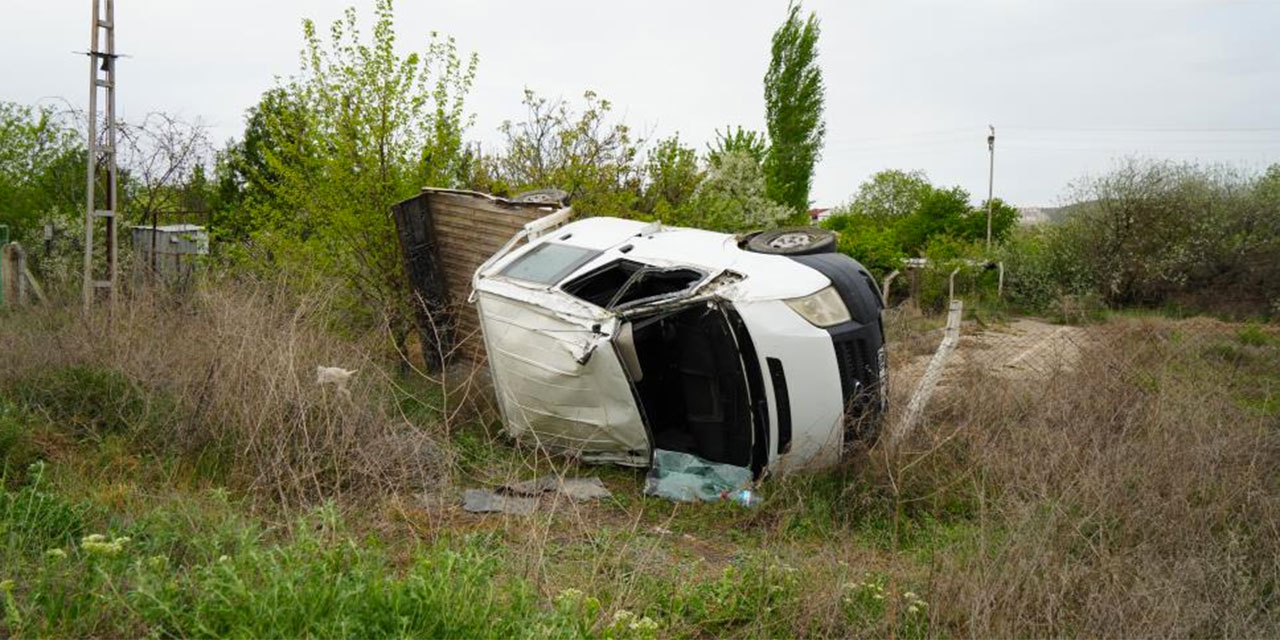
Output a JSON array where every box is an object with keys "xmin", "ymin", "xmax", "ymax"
[
  {"xmin": 83, "ymin": 0, "xmax": 118, "ymax": 313},
  {"xmin": 986, "ymin": 124, "xmax": 995, "ymax": 251}
]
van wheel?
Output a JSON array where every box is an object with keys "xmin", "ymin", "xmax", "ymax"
[{"xmin": 745, "ymin": 228, "xmax": 837, "ymax": 255}]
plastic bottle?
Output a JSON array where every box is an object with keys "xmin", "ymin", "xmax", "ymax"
[{"xmin": 722, "ymin": 488, "xmax": 762, "ymax": 508}]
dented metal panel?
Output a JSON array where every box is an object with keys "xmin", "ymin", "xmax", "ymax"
[{"xmin": 476, "ymin": 290, "xmax": 649, "ymax": 463}]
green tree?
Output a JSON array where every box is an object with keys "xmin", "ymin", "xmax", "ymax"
[
  {"xmin": 967, "ymin": 197, "xmax": 1020, "ymax": 244},
  {"xmin": 763, "ymin": 2, "xmax": 825, "ymax": 215},
  {"xmin": 833, "ymin": 169, "xmax": 931, "ymax": 222},
  {"xmin": 492, "ymin": 89, "xmax": 640, "ymax": 216},
  {"xmin": 248, "ymin": 0, "xmax": 477, "ymax": 336},
  {"xmin": 706, "ymin": 126, "xmax": 767, "ymax": 168},
  {"xmin": 0, "ymin": 103, "xmax": 82, "ymax": 247},
  {"xmin": 640, "ymin": 134, "xmax": 702, "ymax": 217},
  {"xmin": 671, "ymin": 150, "xmax": 790, "ymax": 232},
  {"xmin": 896, "ymin": 185, "xmax": 972, "ymax": 251}
]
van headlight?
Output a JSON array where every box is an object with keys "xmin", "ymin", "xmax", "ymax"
[{"xmin": 784, "ymin": 286, "xmax": 851, "ymax": 327}]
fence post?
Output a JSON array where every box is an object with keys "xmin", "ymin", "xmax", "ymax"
[
  {"xmin": 1, "ymin": 243, "xmax": 24, "ymax": 307},
  {"xmin": 894, "ymin": 297, "xmax": 964, "ymax": 446},
  {"xmin": 24, "ymin": 263, "xmax": 47, "ymax": 304},
  {"xmin": 881, "ymin": 269, "xmax": 900, "ymax": 307}
]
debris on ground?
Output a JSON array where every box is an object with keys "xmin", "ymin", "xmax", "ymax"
[
  {"xmin": 502, "ymin": 475, "xmax": 612, "ymax": 500},
  {"xmin": 644, "ymin": 449, "xmax": 752, "ymax": 502},
  {"xmin": 461, "ymin": 489, "xmax": 537, "ymax": 515},
  {"xmin": 722, "ymin": 487, "xmax": 763, "ymax": 508},
  {"xmin": 462, "ymin": 475, "xmax": 612, "ymax": 515}
]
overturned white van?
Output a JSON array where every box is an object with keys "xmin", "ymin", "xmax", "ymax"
[{"xmin": 471, "ymin": 210, "xmax": 887, "ymax": 478}]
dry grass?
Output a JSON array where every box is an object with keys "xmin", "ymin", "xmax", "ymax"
[
  {"xmin": 0, "ymin": 276, "xmax": 451, "ymax": 508},
  {"xmin": 884, "ymin": 317, "xmax": 1280, "ymax": 637},
  {"xmin": 5, "ymin": 275, "xmax": 1278, "ymax": 637}
]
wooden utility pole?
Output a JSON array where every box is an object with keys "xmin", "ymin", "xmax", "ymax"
[
  {"xmin": 985, "ymin": 124, "xmax": 995, "ymax": 250},
  {"xmin": 83, "ymin": 0, "xmax": 118, "ymax": 313}
]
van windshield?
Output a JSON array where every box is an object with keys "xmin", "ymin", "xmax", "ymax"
[{"xmin": 499, "ymin": 243, "xmax": 600, "ymax": 285}]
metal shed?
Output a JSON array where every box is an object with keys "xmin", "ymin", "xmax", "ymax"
[{"xmin": 130, "ymin": 224, "xmax": 209, "ymax": 280}]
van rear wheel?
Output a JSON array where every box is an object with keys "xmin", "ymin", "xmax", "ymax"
[{"xmin": 745, "ymin": 228, "xmax": 837, "ymax": 255}]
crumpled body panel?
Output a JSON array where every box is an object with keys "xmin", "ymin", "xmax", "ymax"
[{"xmin": 476, "ymin": 290, "xmax": 649, "ymax": 461}]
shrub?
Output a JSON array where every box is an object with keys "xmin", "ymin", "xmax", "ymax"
[
  {"xmin": 11, "ymin": 367, "xmax": 160, "ymax": 440},
  {"xmin": 1036, "ymin": 159, "xmax": 1280, "ymax": 314},
  {"xmin": 995, "ymin": 226, "xmax": 1092, "ymax": 313},
  {"xmin": 833, "ymin": 224, "xmax": 906, "ymax": 279},
  {"xmin": 0, "ymin": 404, "xmax": 39, "ymax": 477},
  {"xmin": 0, "ymin": 277, "xmax": 451, "ymax": 507}
]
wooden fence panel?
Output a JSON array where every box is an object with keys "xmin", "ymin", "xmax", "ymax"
[{"xmin": 392, "ymin": 189, "xmax": 561, "ymax": 369}]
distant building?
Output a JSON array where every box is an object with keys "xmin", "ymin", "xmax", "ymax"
[
  {"xmin": 808, "ymin": 207, "xmax": 832, "ymax": 224},
  {"xmin": 1017, "ymin": 207, "xmax": 1050, "ymax": 225}
]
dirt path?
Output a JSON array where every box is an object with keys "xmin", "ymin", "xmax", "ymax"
[{"xmin": 893, "ymin": 318, "xmax": 1090, "ymax": 395}]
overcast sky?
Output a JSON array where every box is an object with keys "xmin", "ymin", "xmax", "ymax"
[{"xmin": 4, "ymin": 0, "xmax": 1278, "ymax": 207}]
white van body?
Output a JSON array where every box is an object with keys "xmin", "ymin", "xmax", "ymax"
[{"xmin": 472, "ymin": 214, "xmax": 886, "ymax": 477}]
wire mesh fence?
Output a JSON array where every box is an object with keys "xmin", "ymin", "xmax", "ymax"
[
  {"xmin": 873, "ymin": 277, "xmax": 1280, "ymax": 637},
  {"xmin": 882, "ymin": 267, "xmax": 1280, "ymax": 450}
]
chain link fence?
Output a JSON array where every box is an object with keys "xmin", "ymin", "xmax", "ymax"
[
  {"xmin": 882, "ymin": 263, "xmax": 1280, "ymax": 443},
  {"xmin": 872, "ymin": 268, "xmax": 1280, "ymax": 636}
]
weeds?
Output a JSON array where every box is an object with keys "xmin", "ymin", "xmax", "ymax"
[
  {"xmin": 3, "ymin": 280, "xmax": 1278, "ymax": 637},
  {"xmin": 0, "ymin": 277, "xmax": 451, "ymax": 507},
  {"xmin": 892, "ymin": 317, "xmax": 1280, "ymax": 637}
]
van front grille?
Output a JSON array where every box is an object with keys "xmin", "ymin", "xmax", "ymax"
[{"xmin": 833, "ymin": 331, "xmax": 877, "ymax": 411}]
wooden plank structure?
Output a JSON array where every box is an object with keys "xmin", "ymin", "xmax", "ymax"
[{"xmin": 391, "ymin": 189, "xmax": 563, "ymax": 370}]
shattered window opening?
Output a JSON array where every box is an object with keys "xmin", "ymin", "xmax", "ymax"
[
  {"xmin": 562, "ymin": 259, "xmax": 704, "ymax": 310},
  {"xmin": 625, "ymin": 304, "xmax": 756, "ymax": 469}
]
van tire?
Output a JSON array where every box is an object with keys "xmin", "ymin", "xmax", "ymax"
[{"xmin": 745, "ymin": 228, "xmax": 837, "ymax": 255}]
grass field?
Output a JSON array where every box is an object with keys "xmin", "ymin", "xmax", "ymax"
[{"xmin": 2, "ymin": 282, "xmax": 1278, "ymax": 638}]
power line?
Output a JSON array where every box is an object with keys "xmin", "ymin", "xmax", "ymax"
[{"xmin": 1003, "ymin": 125, "xmax": 1280, "ymax": 133}]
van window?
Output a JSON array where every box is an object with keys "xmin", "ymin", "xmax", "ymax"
[
  {"xmin": 562, "ymin": 259, "xmax": 703, "ymax": 309},
  {"xmin": 499, "ymin": 243, "xmax": 600, "ymax": 285}
]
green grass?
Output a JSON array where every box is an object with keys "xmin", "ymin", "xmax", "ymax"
[
  {"xmin": 9, "ymin": 366, "xmax": 162, "ymax": 439},
  {"xmin": 7, "ymin": 313, "xmax": 1276, "ymax": 638},
  {"xmin": 0, "ymin": 396, "xmax": 833, "ymax": 639},
  {"xmin": 1238, "ymin": 324, "xmax": 1278, "ymax": 347},
  {"xmin": 0, "ymin": 388, "xmax": 934, "ymax": 639},
  {"xmin": 0, "ymin": 457, "xmax": 602, "ymax": 639}
]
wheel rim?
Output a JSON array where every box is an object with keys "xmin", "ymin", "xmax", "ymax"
[{"xmin": 768, "ymin": 232, "xmax": 812, "ymax": 249}]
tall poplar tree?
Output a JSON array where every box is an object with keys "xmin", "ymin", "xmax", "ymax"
[{"xmin": 763, "ymin": 2, "xmax": 825, "ymax": 215}]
